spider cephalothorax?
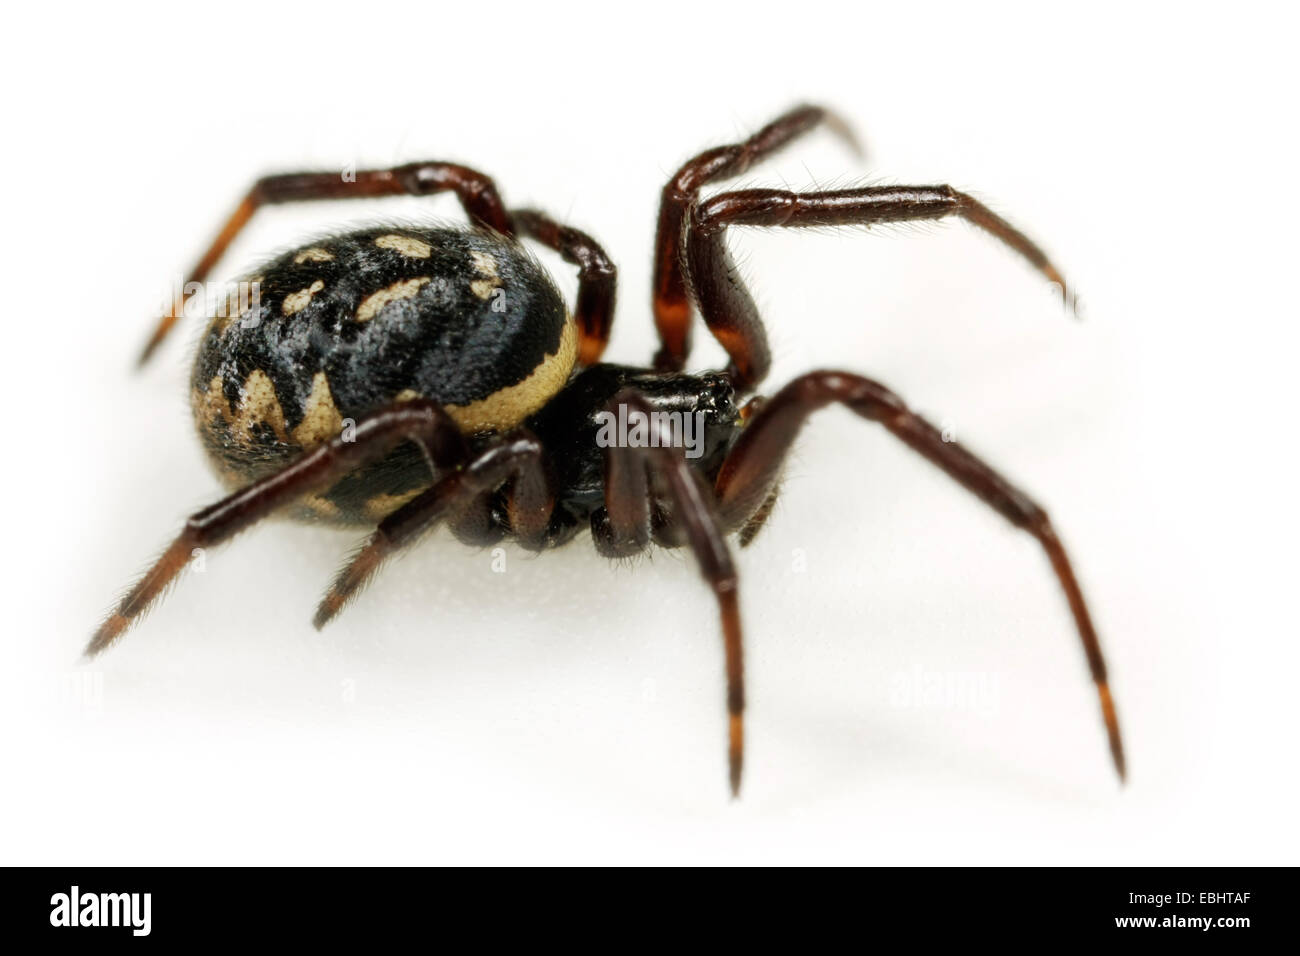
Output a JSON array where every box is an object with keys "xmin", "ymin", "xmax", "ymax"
[{"xmin": 94, "ymin": 105, "xmax": 1124, "ymax": 797}]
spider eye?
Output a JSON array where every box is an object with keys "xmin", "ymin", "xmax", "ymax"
[{"xmin": 697, "ymin": 373, "xmax": 738, "ymax": 418}]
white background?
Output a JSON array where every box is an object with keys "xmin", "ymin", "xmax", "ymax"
[{"xmin": 2, "ymin": 2, "xmax": 1296, "ymax": 865}]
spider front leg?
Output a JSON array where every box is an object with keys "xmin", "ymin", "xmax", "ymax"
[
  {"xmin": 313, "ymin": 431, "xmax": 555, "ymax": 628},
  {"xmin": 138, "ymin": 161, "xmax": 515, "ymax": 365},
  {"xmin": 715, "ymin": 371, "xmax": 1125, "ymax": 780},
  {"xmin": 89, "ymin": 401, "xmax": 469, "ymax": 656},
  {"xmin": 687, "ymin": 186, "xmax": 1077, "ymax": 391},
  {"xmin": 653, "ymin": 103, "xmax": 863, "ymax": 371},
  {"xmin": 598, "ymin": 391, "xmax": 746, "ymax": 797}
]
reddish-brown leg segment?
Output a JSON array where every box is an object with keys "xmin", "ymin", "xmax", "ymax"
[
  {"xmin": 138, "ymin": 162, "xmax": 515, "ymax": 365},
  {"xmin": 687, "ymin": 185, "xmax": 1076, "ymax": 391},
  {"xmin": 88, "ymin": 400, "xmax": 468, "ymax": 656},
  {"xmin": 512, "ymin": 209, "xmax": 618, "ymax": 367},
  {"xmin": 602, "ymin": 390, "xmax": 747, "ymax": 796},
  {"xmin": 313, "ymin": 431, "xmax": 555, "ymax": 629},
  {"xmin": 590, "ymin": 419, "xmax": 651, "ymax": 559},
  {"xmin": 715, "ymin": 370, "xmax": 1125, "ymax": 780},
  {"xmin": 653, "ymin": 104, "xmax": 862, "ymax": 371}
]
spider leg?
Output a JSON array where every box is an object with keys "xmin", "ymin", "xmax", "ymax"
[
  {"xmin": 511, "ymin": 209, "xmax": 618, "ymax": 367},
  {"xmin": 654, "ymin": 104, "xmax": 863, "ymax": 371},
  {"xmin": 445, "ymin": 487, "xmax": 507, "ymax": 548},
  {"xmin": 88, "ymin": 400, "xmax": 467, "ymax": 657},
  {"xmin": 600, "ymin": 390, "xmax": 746, "ymax": 797},
  {"xmin": 590, "ymin": 412, "xmax": 651, "ymax": 559},
  {"xmin": 313, "ymin": 431, "xmax": 554, "ymax": 629},
  {"xmin": 138, "ymin": 162, "xmax": 515, "ymax": 365},
  {"xmin": 714, "ymin": 370, "xmax": 1125, "ymax": 781},
  {"xmin": 736, "ymin": 485, "xmax": 782, "ymax": 548},
  {"xmin": 687, "ymin": 185, "xmax": 1076, "ymax": 391}
]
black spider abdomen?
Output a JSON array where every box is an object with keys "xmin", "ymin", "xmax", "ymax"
[{"xmin": 190, "ymin": 225, "xmax": 574, "ymax": 524}]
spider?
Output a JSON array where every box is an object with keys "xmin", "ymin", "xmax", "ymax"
[{"xmin": 92, "ymin": 104, "xmax": 1124, "ymax": 796}]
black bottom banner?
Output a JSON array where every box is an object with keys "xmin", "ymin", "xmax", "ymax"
[{"xmin": 6, "ymin": 866, "xmax": 1288, "ymax": 943}]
